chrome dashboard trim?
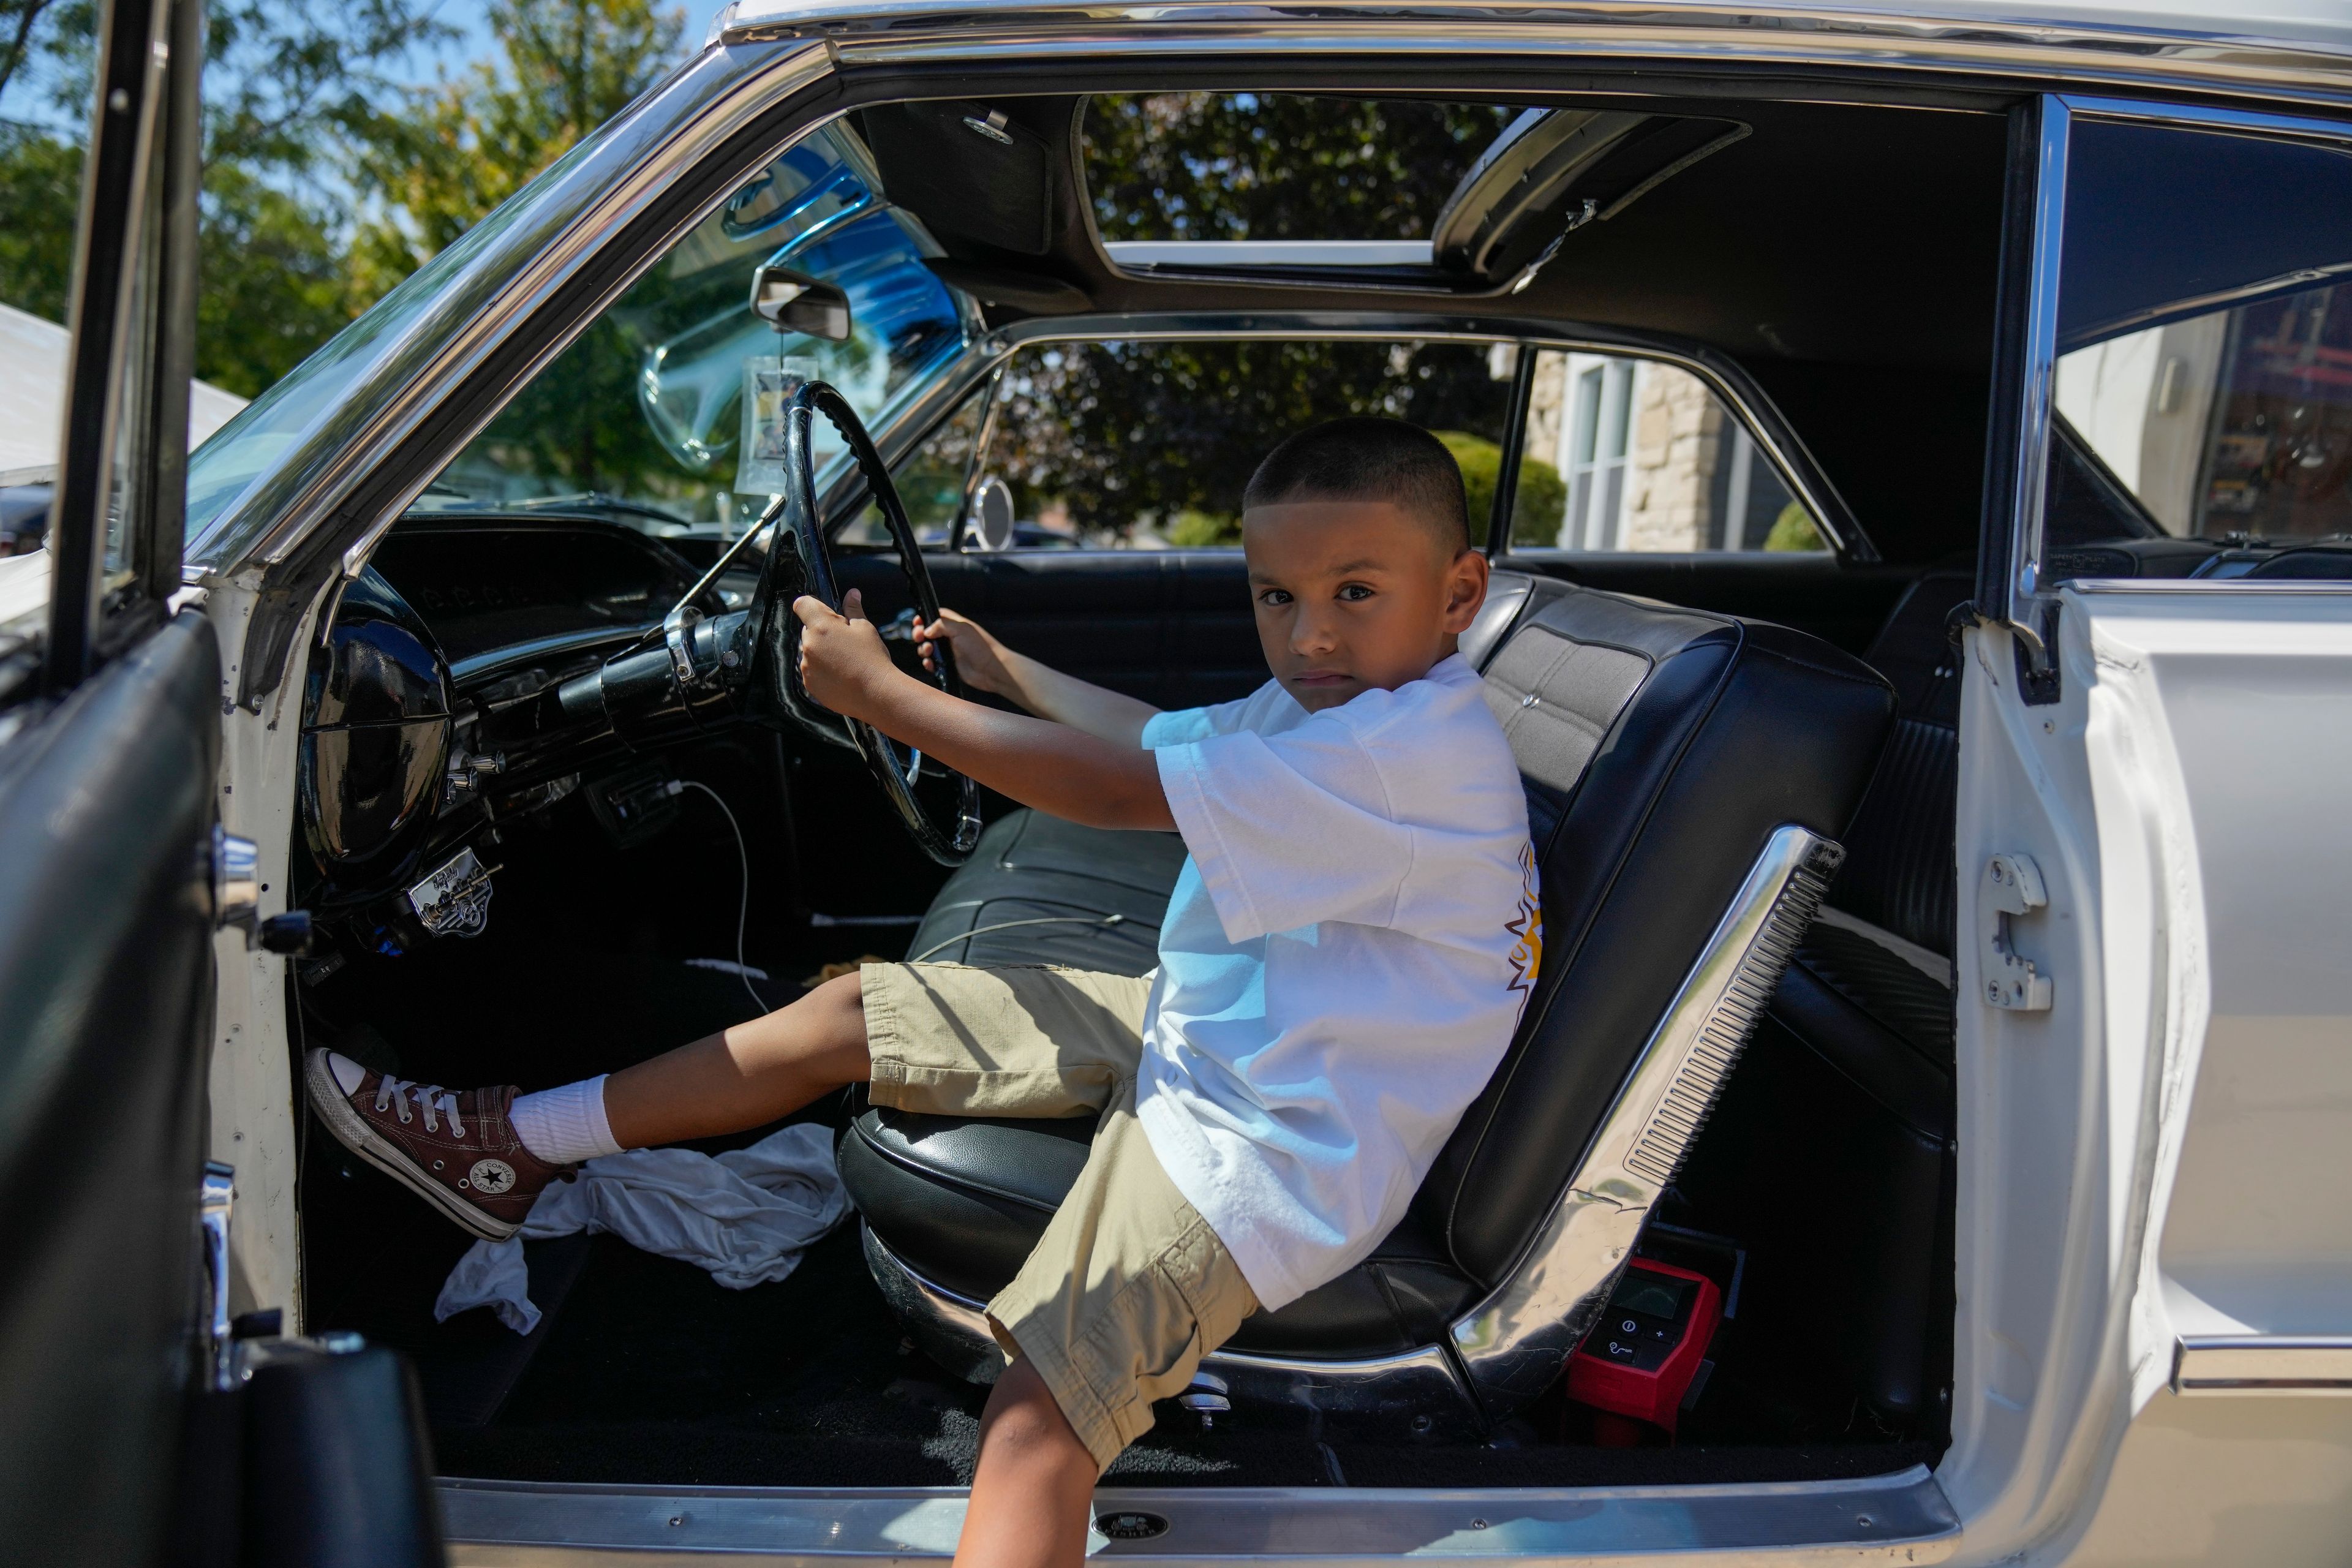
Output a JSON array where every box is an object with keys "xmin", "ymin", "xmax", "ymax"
[
  {"xmin": 2173, "ymin": 1335, "xmax": 2352, "ymax": 1396},
  {"xmin": 1449, "ymin": 824, "xmax": 1844, "ymax": 1412},
  {"xmin": 436, "ymin": 1464, "xmax": 1959, "ymax": 1561}
]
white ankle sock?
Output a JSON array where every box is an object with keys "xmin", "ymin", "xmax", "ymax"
[{"xmin": 508, "ymin": 1076, "xmax": 623, "ymax": 1165}]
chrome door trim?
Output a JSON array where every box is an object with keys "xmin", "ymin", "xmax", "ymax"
[
  {"xmin": 1988, "ymin": 93, "xmax": 2352, "ymax": 644},
  {"xmin": 861, "ymin": 1225, "xmax": 1488, "ymax": 1441},
  {"xmin": 1449, "ymin": 824, "xmax": 1845, "ymax": 1412},
  {"xmin": 1983, "ymin": 96, "xmax": 2070, "ymax": 644},
  {"xmin": 437, "ymin": 1464, "xmax": 1959, "ymax": 1561},
  {"xmin": 2173, "ymin": 1336, "xmax": 2352, "ymax": 1396},
  {"xmin": 745, "ymin": 1, "xmax": 2352, "ymax": 112}
]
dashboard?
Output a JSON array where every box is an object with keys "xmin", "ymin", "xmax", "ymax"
[{"xmin": 297, "ymin": 513, "xmax": 746, "ymax": 950}]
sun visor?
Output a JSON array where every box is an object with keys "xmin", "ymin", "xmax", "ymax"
[
  {"xmin": 860, "ymin": 101, "xmax": 1058, "ymax": 256},
  {"xmin": 1432, "ymin": 111, "xmax": 1750, "ymax": 281}
]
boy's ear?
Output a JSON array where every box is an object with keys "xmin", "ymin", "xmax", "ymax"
[{"xmin": 1441, "ymin": 546, "xmax": 1490, "ymax": 635}]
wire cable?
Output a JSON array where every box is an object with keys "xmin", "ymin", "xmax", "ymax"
[
  {"xmin": 673, "ymin": 780, "xmax": 765, "ymax": 1019},
  {"xmin": 907, "ymin": 913, "xmax": 1147, "ymax": 965}
]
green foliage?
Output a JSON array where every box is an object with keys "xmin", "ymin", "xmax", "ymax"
[
  {"xmin": 349, "ymin": 0, "xmax": 684, "ymax": 307},
  {"xmin": 1167, "ymin": 510, "xmax": 1240, "ymax": 547},
  {"xmin": 0, "ymin": 123, "xmax": 78, "ymax": 322},
  {"xmin": 1434, "ymin": 431, "xmax": 1569, "ymax": 549},
  {"xmin": 993, "ymin": 339, "xmax": 1514, "ymax": 536},
  {"xmin": 1764, "ymin": 501, "xmax": 1825, "ymax": 552},
  {"xmin": 1084, "ymin": 92, "xmax": 1515, "ymax": 243}
]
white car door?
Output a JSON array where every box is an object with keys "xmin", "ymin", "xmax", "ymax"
[{"xmin": 1942, "ymin": 96, "xmax": 2352, "ymax": 1566}]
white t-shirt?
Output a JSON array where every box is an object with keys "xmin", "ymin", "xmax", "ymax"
[{"xmin": 1134, "ymin": 653, "xmax": 1540, "ymax": 1310}]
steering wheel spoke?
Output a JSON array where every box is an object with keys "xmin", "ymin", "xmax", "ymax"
[{"xmin": 745, "ymin": 379, "xmax": 981, "ymax": 865}]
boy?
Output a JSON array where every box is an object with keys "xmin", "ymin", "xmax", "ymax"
[{"xmin": 307, "ymin": 417, "xmax": 1538, "ymax": 1568}]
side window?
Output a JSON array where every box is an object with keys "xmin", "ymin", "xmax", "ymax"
[
  {"xmin": 2042, "ymin": 114, "xmax": 2352, "ymax": 579},
  {"xmin": 886, "ymin": 339, "xmax": 1520, "ymax": 550},
  {"xmin": 418, "ymin": 123, "xmax": 973, "ymax": 539},
  {"xmin": 1507, "ymin": 350, "xmax": 1825, "ymax": 553}
]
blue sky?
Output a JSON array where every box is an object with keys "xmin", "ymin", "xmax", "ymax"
[{"xmin": 385, "ymin": 0, "xmax": 731, "ymax": 91}]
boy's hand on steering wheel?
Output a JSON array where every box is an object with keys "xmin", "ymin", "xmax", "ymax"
[
  {"xmin": 913, "ymin": 608, "xmax": 1012, "ymax": 696},
  {"xmin": 793, "ymin": 590, "xmax": 899, "ymax": 718}
]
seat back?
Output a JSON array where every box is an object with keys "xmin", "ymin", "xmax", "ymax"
[{"xmin": 1419, "ymin": 574, "xmax": 1894, "ymax": 1289}]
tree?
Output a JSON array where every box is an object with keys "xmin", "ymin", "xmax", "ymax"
[
  {"xmin": 349, "ymin": 0, "xmax": 683, "ymax": 304},
  {"xmin": 0, "ymin": 0, "xmax": 450, "ymax": 396},
  {"xmin": 355, "ymin": 0, "xmax": 685, "ymax": 497}
]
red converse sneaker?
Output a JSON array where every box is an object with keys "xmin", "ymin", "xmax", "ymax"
[{"xmin": 304, "ymin": 1049, "xmax": 571, "ymax": 1240}]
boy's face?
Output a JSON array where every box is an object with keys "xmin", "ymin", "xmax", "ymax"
[{"xmin": 1240, "ymin": 499, "xmax": 1489, "ymax": 712}]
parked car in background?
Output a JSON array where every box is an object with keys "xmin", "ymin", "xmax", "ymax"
[{"xmin": 5, "ymin": 1, "xmax": 2351, "ymax": 1563}]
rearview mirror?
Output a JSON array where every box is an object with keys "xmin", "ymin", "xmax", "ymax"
[
  {"xmin": 749, "ymin": 264, "xmax": 853, "ymax": 342},
  {"xmin": 966, "ymin": 475, "xmax": 1016, "ymax": 552}
]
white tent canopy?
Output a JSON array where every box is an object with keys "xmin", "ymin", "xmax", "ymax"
[{"xmin": 0, "ymin": 301, "xmax": 247, "ymax": 486}]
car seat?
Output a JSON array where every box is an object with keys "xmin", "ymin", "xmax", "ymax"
[{"xmin": 840, "ymin": 573, "xmax": 1894, "ymax": 1435}]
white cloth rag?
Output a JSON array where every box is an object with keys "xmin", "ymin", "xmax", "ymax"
[{"xmin": 435, "ymin": 1121, "xmax": 850, "ymax": 1335}]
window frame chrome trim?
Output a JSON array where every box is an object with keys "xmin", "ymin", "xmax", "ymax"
[
  {"xmin": 733, "ymin": 1, "xmax": 2352, "ymax": 119},
  {"xmin": 1995, "ymin": 93, "xmax": 2352, "ymax": 621},
  {"xmin": 845, "ymin": 312, "xmax": 1868, "ymax": 562}
]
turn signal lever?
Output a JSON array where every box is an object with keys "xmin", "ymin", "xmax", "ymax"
[{"xmin": 556, "ymin": 608, "xmax": 751, "ymax": 729}]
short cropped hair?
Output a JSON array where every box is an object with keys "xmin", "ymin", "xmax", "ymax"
[{"xmin": 1243, "ymin": 417, "xmax": 1474, "ymax": 553}]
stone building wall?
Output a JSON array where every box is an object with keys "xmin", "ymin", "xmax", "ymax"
[{"xmin": 1618, "ymin": 363, "xmax": 1724, "ymax": 552}]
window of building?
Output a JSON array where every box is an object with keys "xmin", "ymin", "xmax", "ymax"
[{"xmin": 1509, "ymin": 349, "xmax": 1823, "ymax": 552}]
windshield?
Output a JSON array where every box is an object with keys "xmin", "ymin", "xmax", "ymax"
[{"xmin": 410, "ymin": 123, "xmax": 972, "ymax": 535}]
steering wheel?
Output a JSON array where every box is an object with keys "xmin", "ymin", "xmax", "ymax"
[{"xmin": 748, "ymin": 380, "xmax": 981, "ymax": 865}]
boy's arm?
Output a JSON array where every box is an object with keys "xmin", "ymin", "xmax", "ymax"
[
  {"xmin": 913, "ymin": 608, "xmax": 1161, "ymax": 748},
  {"xmin": 797, "ymin": 592, "xmax": 1177, "ymax": 831}
]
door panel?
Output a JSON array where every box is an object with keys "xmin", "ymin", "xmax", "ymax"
[{"xmin": 0, "ymin": 611, "xmax": 221, "ymax": 1562}]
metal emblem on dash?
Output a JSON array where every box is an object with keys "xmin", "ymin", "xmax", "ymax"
[
  {"xmin": 469, "ymin": 1158, "xmax": 518, "ymax": 1195},
  {"xmin": 407, "ymin": 846, "xmax": 497, "ymax": 939},
  {"xmin": 1095, "ymin": 1510, "xmax": 1169, "ymax": 1542}
]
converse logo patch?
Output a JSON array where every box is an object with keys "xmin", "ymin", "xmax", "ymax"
[{"xmin": 469, "ymin": 1158, "xmax": 519, "ymax": 1196}]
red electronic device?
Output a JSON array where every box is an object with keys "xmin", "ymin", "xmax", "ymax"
[{"xmin": 1563, "ymin": 1258, "xmax": 1722, "ymax": 1436}]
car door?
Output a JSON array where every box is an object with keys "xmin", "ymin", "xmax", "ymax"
[
  {"xmin": 0, "ymin": 2, "xmax": 443, "ymax": 1562},
  {"xmin": 0, "ymin": 0, "xmax": 228, "ymax": 1559},
  {"xmin": 1944, "ymin": 96, "xmax": 2352, "ymax": 1564}
]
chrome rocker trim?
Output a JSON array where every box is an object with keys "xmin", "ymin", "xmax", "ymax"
[
  {"xmin": 2173, "ymin": 1336, "xmax": 2352, "ymax": 1396},
  {"xmin": 861, "ymin": 824, "xmax": 1843, "ymax": 1437}
]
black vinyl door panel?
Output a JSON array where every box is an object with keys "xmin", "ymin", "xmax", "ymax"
[
  {"xmin": 0, "ymin": 611, "xmax": 221, "ymax": 1564},
  {"xmin": 837, "ymin": 549, "xmax": 1265, "ymax": 710}
]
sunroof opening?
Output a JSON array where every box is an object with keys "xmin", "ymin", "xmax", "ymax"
[
  {"xmin": 1083, "ymin": 93, "xmax": 1522, "ymax": 246},
  {"xmin": 1081, "ymin": 92, "xmax": 1748, "ymax": 290}
]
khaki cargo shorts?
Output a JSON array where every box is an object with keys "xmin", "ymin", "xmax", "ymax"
[{"xmin": 861, "ymin": 962, "xmax": 1261, "ymax": 1470}]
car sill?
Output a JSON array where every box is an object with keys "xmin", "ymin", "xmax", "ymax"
[{"xmin": 436, "ymin": 1464, "xmax": 1959, "ymax": 1562}]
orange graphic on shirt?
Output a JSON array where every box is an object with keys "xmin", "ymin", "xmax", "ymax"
[{"xmin": 1505, "ymin": 840, "xmax": 1542, "ymax": 995}]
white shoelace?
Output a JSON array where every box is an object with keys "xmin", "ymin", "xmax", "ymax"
[{"xmin": 375, "ymin": 1074, "xmax": 466, "ymax": 1138}]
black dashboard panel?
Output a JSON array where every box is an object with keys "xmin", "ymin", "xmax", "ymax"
[{"xmin": 368, "ymin": 516, "xmax": 703, "ymax": 669}]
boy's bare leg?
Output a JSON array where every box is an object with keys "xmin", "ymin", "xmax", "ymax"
[
  {"xmin": 956, "ymin": 1357, "xmax": 1099, "ymax": 1568},
  {"xmin": 601, "ymin": 971, "xmax": 872, "ymax": 1150}
]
